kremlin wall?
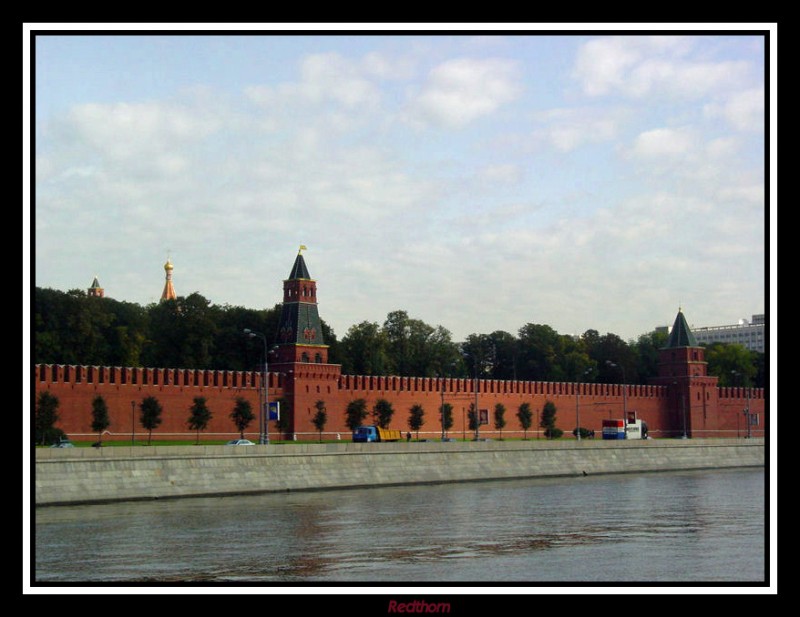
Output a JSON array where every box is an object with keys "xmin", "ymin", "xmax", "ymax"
[{"xmin": 33, "ymin": 251, "xmax": 766, "ymax": 443}]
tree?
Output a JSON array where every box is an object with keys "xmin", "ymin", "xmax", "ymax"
[
  {"xmin": 467, "ymin": 403, "xmax": 478, "ymax": 432},
  {"xmin": 541, "ymin": 400, "xmax": 561, "ymax": 439},
  {"xmin": 705, "ymin": 342, "xmax": 757, "ymax": 387},
  {"xmin": 372, "ymin": 398, "xmax": 394, "ymax": 428},
  {"xmin": 91, "ymin": 395, "xmax": 110, "ymax": 445},
  {"xmin": 312, "ymin": 400, "xmax": 327, "ymax": 442},
  {"xmin": 517, "ymin": 402, "xmax": 533, "ymax": 440},
  {"xmin": 461, "ymin": 334, "xmax": 493, "ymax": 380},
  {"xmin": 339, "ymin": 321, "xmax": 389, "ymax": 375},
  {"xmin": 35, "ymin": 391, "xmax": 61, "ymax": 445},
  {"xmin": 139, "ymin": 396, "xmax": 163, "ymax": 445},
  {"xmin": 517, "ymin": 323, "xmax": 563, "ymax": 381},
  {"xmin": 230, "ymin": 396, "xmax": 255, "ymax": 439},
  {"xmin": 439, "ymin": 402, "xmax": 454, "ymax": 437},
  {"xmin": 494, "ymin": 403, "xmax": 507, "ymax": 439},
  {"xmin": 274, "ymin": 397, "xmax": 292, "ymax": 440},
  {"xmin": 187, "ymin": 396, "xmax": 213, "ymax": 444},
  {"xmin": 408, "ymin": 404, "xmax": 425, "ymax": 439},
  {"xmin": 345, "ymin": 399, "xmax": 368, "ymax": 431}
]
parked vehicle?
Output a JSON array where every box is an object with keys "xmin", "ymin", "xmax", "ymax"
[
  {"xmin": 226, "ymin": 439, "xmax": 255, "ymax": 446},
  {"xmin": 602, "ymin": 412, "xmax": 648, "ymax": 440},
  {"xmin": 352, "ymin": 426, "xmax": 403, "ymax": 443},
  {"xmin": 50, "ymin": 438, "xmax": 74, "ymax": 448}
]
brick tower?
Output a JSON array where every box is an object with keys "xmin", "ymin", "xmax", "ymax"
[
  {"xmin": 654, "ymin": 309, "xmax": 719, "ymax": 437},
  {"xmin": 272, "ymin": 246, "xmax": 328, "ymax": 365},
  {"xmin": 270, "ymin": 247, "xmax": 341, "ymax": 440},
  {"xmin": 87, "ymin": 276, "xmax": 104, "ymax": 298}
]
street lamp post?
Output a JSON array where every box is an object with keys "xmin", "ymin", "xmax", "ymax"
[
  {"xmin": 440, "ymin": 376, "xmax": 446, "ymax": 441},
  {"xmin": 474, "ymin": 367, "xmax": 480, "ymax": 441},
  {"xmin": 131, "ymin": 400, "xmax": 136, "ymax": 446},
  {"xmin": 681, "ymin": 390, "xmax": 687, "ymax": 439},
  {"xmin": 732, "ymin": 370, "xmax": 750, "ymax": 439},
  {"xmin": 745, "ymin": 387, "xmax": 752, "ymax": 439},
  {"xmin": 575, "ymin": 368, "xmax": 593, "ymax": 441},
  {"xmin": 244, "ymin": 328, "xmax": 270, "ymax": 445},
  {"xmin": 606, "ymin": 361, "xmax": 627, "ymax": 418}
]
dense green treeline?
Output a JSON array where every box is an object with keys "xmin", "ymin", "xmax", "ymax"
[{"xmin": 34, "ymin": 287, "xmax": 764, "ymax": 387}]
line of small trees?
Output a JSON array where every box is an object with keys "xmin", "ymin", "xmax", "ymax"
[
  {"xmin": 34, "ymin": 391, "xmax": 259, "ymax": 446},
  {"xmin": 35, "ymin": 390, "xmax": 564, "ymax": 445},
  {"xmin": 333, "ymin": 397, "xmax": 562, "ymax": 441}
]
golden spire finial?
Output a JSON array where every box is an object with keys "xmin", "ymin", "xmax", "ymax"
[{"xmin": 298, "ymin": 244, "xmax": 307, "ymax": 255}]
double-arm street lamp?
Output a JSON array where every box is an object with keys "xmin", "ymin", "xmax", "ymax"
[{"xmin": 244, "ymin": 328, "xmax": 273, "ymax": 445}]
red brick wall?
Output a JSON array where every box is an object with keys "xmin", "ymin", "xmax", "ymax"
[{"xmin": 33, "ymin": 364, "xmax": 766, "ymax": 442}]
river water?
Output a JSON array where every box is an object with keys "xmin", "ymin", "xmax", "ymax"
[{"xmin": 32, "ymin": 468, "xmax": 769, "ymax": 588}]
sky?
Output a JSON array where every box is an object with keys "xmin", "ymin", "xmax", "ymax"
[{"xmin": 26, "ymin": 25, "xmax": 774, "ymax": 344}]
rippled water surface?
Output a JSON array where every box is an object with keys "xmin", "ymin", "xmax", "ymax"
[{"xmin": 34, "ymin": 468, "xmax": 766, "ymax": 584}]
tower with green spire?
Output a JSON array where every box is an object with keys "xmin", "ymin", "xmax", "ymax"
[
  {"xmin": 272, "ymin": 246, "xmax": 329, "ymax": 365},
  {"xmin": 87, "ymin": 276, "xmax": 104, "ymax": 298},
  {"xmin": 653, "ymin": 308, "xmax": 719, "ymax": 438},
  {"xmin": 657, "ymin": 308, "xmax": 707, "ymax": 379}
]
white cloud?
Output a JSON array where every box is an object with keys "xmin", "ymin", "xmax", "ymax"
[
  {"xmin": 407, "ymin": 57, "xmax": 521, "ymax": 128},
  {"xmin": 631, "ymin": 127, "xmax": 696, "ymax": 158},
  {"xmin": 246, "ymin": 52, "xmax": 383, "ymax": 111},
  {"xmin": 574, "ymin": 36, "xmax": 754, "ymax": 100},
  {"xmin": 574, "ymin": 37, "xmax": 643, "ymax": 96},
  {"xmin": 532, "ymin": 107, "xmax": 620, "ymax": 152},
  {"xmin": 705, "ymin": 87, "xmax": 765, "ymax": 132}
]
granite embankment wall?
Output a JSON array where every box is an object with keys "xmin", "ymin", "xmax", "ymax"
[{"xmin": 34, "ymin": 438, "xmax": 765, "ymax": 507}]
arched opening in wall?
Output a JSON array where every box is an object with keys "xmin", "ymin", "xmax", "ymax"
[
  {"xmin": 49, "ymin": 365, "xmax": 56, "ymax": 382},
  {"xmin": 109, "ymin": 369, "xmax": 115, "ymax": 384},
  {"xmin": 302, "ymin": 353, "xmax": 310, "ymax": 363},
  {"xmin": 315, "ymin": 353, "xmax": 322, "ymax": 363},
  {"xmin": 131, "ymin": 369, "xmax": 137, "ymax": 385}
]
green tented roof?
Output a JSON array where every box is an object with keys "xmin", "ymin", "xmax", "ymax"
[{"xmin": 665, "ymin": 310, "xmax": 699, "ymax": 348}]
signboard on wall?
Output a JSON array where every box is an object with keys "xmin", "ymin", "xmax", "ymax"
[{"xmin": 268, "ymin": 401, "xmax": 280, "ymax": 420}]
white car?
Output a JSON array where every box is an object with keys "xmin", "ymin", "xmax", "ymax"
[
  {"xmin": 50, "ymin": 439, "xmax": 74, "ymax": 448},
  {"xmin": 226, "ymin": 439, "xmax": 255, "ymax": 446}
]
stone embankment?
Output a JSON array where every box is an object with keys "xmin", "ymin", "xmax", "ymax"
[{"xmin": 34, "ymin": 438, "xmax": 765, "ymax": 506}]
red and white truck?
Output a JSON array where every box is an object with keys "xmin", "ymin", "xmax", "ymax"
[{"xmin": 602, "ymin": 412, "xmax": 648, "ymax": 440}]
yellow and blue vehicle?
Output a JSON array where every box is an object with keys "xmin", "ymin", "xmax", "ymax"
[{"xmin": 352, "ymin": 426, "xmax": 403, "ymax": 442}]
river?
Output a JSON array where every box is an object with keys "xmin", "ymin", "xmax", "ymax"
[{"xmin": 32, "ymin": 468, "xmax": 768, "ymax": 588}]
